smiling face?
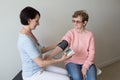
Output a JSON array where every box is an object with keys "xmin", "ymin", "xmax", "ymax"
[
  {"xmin": 72, "ymin": 16, "xmax": 87, "ymax": 32},
  {"xmin": 72, "ymin": 10, "xmax": 89, "ymax": 32}
]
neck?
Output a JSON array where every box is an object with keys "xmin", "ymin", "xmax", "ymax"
[
  {"xmin": 77, "ymin": 28, "xmax": 85, "ymax": 33},
  {"xmin": 21, "ymin": 26, "xmax": 38, "ymax": 43},
  {"xmin": 23, "ymin": 26, "xmax": 31, "ymax": 32}
]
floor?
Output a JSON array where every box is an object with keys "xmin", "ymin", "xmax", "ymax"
[
  {"xmin": 97, "ymin": 60, "xmax": 120, "ymax": 80},
  {"xmin": 13, "ymin": 61, "xmax": 120, "ymax": 80}
]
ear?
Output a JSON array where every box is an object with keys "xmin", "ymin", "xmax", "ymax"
[
  {"xmin": 28, "ymin": 19, "xmax": 31, "ymax": 24},
  {"xmin": 83, "ymin": 21, "xmax": 87, "ymax": 26}
]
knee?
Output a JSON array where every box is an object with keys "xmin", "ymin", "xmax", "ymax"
[
  {"xmin": 89, "ymin": 64, "xmax": 97, "ymax": 73},
  {"xmin": 70, "ymin": 74, "xmax": 82, "ymax": 80},
  {"xmin": 62, "ymin": 76, "xmax": 70, "ymax": 80},
  {"xmin": 87, "ymin": 64, "xmax": 97, "ymax": 80}
]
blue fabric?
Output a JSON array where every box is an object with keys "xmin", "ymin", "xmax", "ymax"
[
  {"xmin": 17, "ymin": 34, "xmax": 44, "ymax": 78},
  {"xmin": 66, "ymin": 62, "xmax": 97, "ymax": 80}
]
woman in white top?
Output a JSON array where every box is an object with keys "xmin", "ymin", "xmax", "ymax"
[{"xmin": 17, "ymin": 6, "xmax": 71, "ymax": 80}]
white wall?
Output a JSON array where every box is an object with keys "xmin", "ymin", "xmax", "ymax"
[{"xmin": 0, "ymin": 0, "xmax": 120, "ymax": 80}]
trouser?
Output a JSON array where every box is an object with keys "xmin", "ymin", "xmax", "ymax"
[
  {"xmin": 66, "ymin": 62, "xmax": 97, "ymax": 80},
  {"xmin": 23, "ymin": 65, "xmax": 70, "ymax": 80}
]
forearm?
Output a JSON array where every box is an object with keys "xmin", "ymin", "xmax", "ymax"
[
  {"xmin": 47, "ymin": 46, "xmax": 63, "ymax": 58},
  {"xmin": 49, "ymin": 40, "xmax": 69, "ymax": 57},
  {"xmin": 83, "ymin": 35, "xmax": 95, "ymax": 69},
  {"xmin": 34, "ymin": 55, "xmax": 65, "ymax": 67},
  {"xmin": 83, "ymin": 48, "xmax": 95, "ymax": 69},
  {"xmin": 45, "ymin": 40, "xmax": 68, "ymax": 59},
  {"xmin": 41, "ymin": 44, "xmax": 57, "ymax": 53},
  {"xmin": 41, "ymin": 58, "xmax": 62, "ymax": 67},
  {"xmin": 83, "ymin": 54, "xmax": 95, "ymax": 70}
]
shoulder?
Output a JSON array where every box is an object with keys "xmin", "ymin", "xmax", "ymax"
[
  {"xmin": 19, "ymin": 34, "xmax": 30, "ymax": 41},
  {"xmin": 18, "ymin": 34, "xmax": 33, "ymax": 45},
  {"xmin": 85, "ymin": 30, "xmax": 94, "ymax": 36},
  {"xmin": 66, "ymin": 28, "xmax": 75, "ymax": 35}
]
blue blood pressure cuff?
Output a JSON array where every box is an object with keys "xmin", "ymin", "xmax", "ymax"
[{"xmin": 57, "ymin": 40, "xmax": 68, "ymax": 50}]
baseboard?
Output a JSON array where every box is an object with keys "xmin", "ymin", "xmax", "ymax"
[{"xmin": 97, "ymin": 56, "xmax": 120, "ymax": 68}]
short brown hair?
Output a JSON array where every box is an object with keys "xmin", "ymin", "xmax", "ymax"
[
  {"xmin": 72, "ymin": 10, "xmax": 89, "ymax": 22},
  {"xmin": 20, "ymin": 6, "xmax": 40, "ymax": 25}
]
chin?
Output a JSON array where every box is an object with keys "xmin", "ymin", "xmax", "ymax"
[
  {"xmin": 75, "ymin": 28, "xmax": 80, "ymax": 30},
  {"xmin": 33, "ymin": 27, "xmax": 36, "ymax": 30}
]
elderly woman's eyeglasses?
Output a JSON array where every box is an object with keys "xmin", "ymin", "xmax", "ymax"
[{"xmin": 72, "ymin": 20, "xmax": 83, "ymax": 24}]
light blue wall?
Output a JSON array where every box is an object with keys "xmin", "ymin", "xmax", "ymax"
[{"xmin": 0, "ymin": 0, "xmax": 120, "ymax": 80}]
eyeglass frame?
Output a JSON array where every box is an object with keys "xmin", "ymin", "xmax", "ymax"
[{"xmin": 72, "ymin": 20, "xmax": 83, "ymax": 24}]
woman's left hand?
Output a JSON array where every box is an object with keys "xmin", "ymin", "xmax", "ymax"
[{"xmin": 81, "ymin": 67, "xmax": 87, "ymax": 80}]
